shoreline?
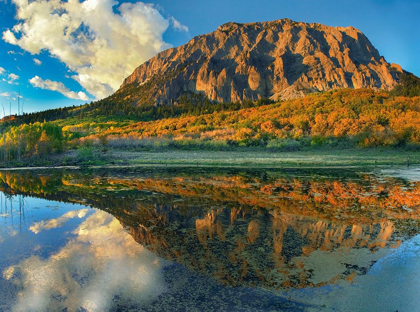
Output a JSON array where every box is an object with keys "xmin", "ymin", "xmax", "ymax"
[
  {"xmin": 0, "ymin": 148, "xmax": 417, "ymax": 171},
  {"xmin": 0, "ymin": 163, "xmax": 414, "ymax": 172},
  {"xmin": 0, "ymin": 164, "xmax": 380, "ymax": 171}
]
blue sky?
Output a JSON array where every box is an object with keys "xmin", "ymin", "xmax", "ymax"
[{"xmin": 0, "ymin": 0, "xmax": 419, "ymax": 114}]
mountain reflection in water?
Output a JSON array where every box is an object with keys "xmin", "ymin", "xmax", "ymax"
[{"xmin": 0, "ymin": 167, "xmax": 419, "ymax": 311}]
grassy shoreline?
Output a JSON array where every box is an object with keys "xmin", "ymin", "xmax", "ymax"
[
  {"xmin": 122, "ymin": 149, "xmax": 417, "ymax": 168},
  {"xmin": 0, "ymin": 148, "xmax": 418, "ymax": 170}
]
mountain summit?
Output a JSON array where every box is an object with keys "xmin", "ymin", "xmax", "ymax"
[{"xmin": 118, "ymin": 19, "xmax": 404, "ymax": 104}]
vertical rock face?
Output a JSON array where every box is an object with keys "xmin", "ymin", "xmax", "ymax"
[
  {"xmin": 123, "ymin": 205, "xmax": 399, "ymax": 290},
  {"xmin": 119, "ymin": 19, "xmax": 403, "ymax": 104}
]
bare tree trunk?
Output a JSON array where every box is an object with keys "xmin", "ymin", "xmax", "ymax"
[
  {"xmin": 17, "ymin": 94, "xmax": 20, "ymax": 161},
  {"xmin": 9, "ymin": 102, "xmax": 11, "ymax": 162},
  {"xmin": 2, "ymin": 104, "xmax": 6, "ymax": 163},
  {"xmin": 0, "ymin": 103, "xmax": 3, "ymax": 165},
  {"xmin": 21, "ymin": 99, "xmax": 24, "ymax": 159},
  {"xmin": 3, "ymin": 134, "xmax": 5, "ymax": 163}
]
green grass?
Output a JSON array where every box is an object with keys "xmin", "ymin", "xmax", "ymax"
[
  {"xmin": 2, "ymin": 147, "xmax": 418, "ymax": 170},
  {"xmin": 113, "ymin": 148, "xmax": 419, "ymax": 168}
]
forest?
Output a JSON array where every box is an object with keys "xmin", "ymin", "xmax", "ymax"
[{"xmin": 0, "ymin": 73, "xmax": 419, "ymax": 164}]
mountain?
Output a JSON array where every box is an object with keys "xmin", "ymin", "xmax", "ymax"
[{"xmin": 117, "ymin": 18, "xmax": 404, "ymax": 105}]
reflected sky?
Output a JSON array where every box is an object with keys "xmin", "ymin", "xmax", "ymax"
[
  {"xmin": 1, "ymin": 203, "xmax": 169, "ymax": 312},
  {"xmin": 285, "ymin": 233, "xmax": 420, "ymax": 311},
  {"xmin": 0, "ymin": 168, "xmax": 419, "ymax": 311}
]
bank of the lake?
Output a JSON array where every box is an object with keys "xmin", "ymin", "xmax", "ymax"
[
  {"xmin": 1, "ymin": 147, "xmax": 418, "ymax": 170},
  {"xmin": 119, "ymin": 148, "xmax": 419, "ymax": 168}
]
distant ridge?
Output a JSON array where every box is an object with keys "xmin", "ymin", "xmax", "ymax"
[{"xmin": 117, "ymin": 18, "xmax": 404, "ymax": 105}]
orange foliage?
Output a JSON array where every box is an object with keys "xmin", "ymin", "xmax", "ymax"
[{"xmin": 67, "ymin": 89, "xmax": 420, "ymax": 148}]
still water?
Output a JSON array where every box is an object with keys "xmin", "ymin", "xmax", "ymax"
[{"xmin": 0, "ymin": 167, "xmax": 419, "ymax": 311}]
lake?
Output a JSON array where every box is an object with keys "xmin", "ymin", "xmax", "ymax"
[{"xmin": 0, "ymin": 167, "xmax": 419, "ymax": 311}]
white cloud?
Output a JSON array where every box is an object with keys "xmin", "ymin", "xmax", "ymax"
[
  {"xmin": 8, "ymin": 73, "xmax": 18, "ymax": 80},
  {"xmin": 3, "ymin": 0, "xmax": 189, "ymax": 99},
  {"xmin": 7, "ymin": 50, "xmax": 24, "ymax": 55},
  {"xmin": 170, "ymin": 17, "xmax": 189, "ymax": 32},
  {"xmin": 7, "ymin": 73, "xmax": 19, "ymax": 84},
  {"xmin": 0, "ymin": 67, "xmax": 5, "ymax": 75},
  {"xmin": 3, "ymin": 30, "xmax": 17, "ymax": 45},
  {"xmin": 0, "ymin": 92, "xmax": 11, "ymax": 97},
  {"xmin": 3, "ymin": 210, "xmax": 169, "ymax": 311},
  {"xmin": 30, "ymin": 76, "xmax": 89, "ymax": 101},
  {"xmin": 33, "ymin": 58, "xmax": 42, "ymax": 66}
]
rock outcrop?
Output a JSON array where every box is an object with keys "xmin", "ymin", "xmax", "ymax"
[{"xmin": 119, "ymin": 18, "xmax": 404, "ymax": 104}]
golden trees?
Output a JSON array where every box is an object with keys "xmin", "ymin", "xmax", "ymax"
[{"xmin": 35, "ymin": 130, "xmax": 51, "ymax": 157}]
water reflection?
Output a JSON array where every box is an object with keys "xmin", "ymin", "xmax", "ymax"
[
  {"xmin": 3, "ymin": 210, "xmax": 169, "ymax": 311},
  {"xmin": 125, "ymin": 206, "xmax": 400, "ymax": 289},
  {"xmin": 285, "ymin": 232, "xmax": 420, "ymax": 312},
  {"xmin": 0, "ymin": 194, "xmax": 312, "ymax": 311},
  {"xmin": 29, "ymin": 209, "xmax": 88, "ymax": 234},
  {"xmin": 0, "ymin": 167, "xmax": 419, "ymax": 310}
]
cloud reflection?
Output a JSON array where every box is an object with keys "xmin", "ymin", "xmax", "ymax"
[
  {"xmin": 29, "ymin": 209, "xmax": 89, "ymax": 234},
  {"xmin": 4, "ymin": 210, "xmax": 169, "ymax": 312}
]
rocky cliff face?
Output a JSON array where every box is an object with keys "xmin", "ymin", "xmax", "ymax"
[
  {"xmin": 124, "ymin": 206, "xmax": 398, "ymax": 290},
  {"xmin": 119, "ymin": 18, "xmax": 403, "ymax": 104}
]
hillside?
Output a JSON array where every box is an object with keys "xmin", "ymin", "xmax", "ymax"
[
  {"xmin": 81, "ymin": 89, "xmax": 420, "ymax": 150},
  {"xmin": 0, "ymin": 18, "xmax": 419, "ymax": 165},
  {"xmin": 1, "ymin": 88, "xmax": 419, "ymax": 166},
  {"xmin": 116, "ymin": 18, "xmax": 404, "ymax": 105}
]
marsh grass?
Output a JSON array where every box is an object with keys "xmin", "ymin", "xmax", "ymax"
[{"xmin": 118, "ymin": 148, "xmax": 419, "ymax": 168}]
